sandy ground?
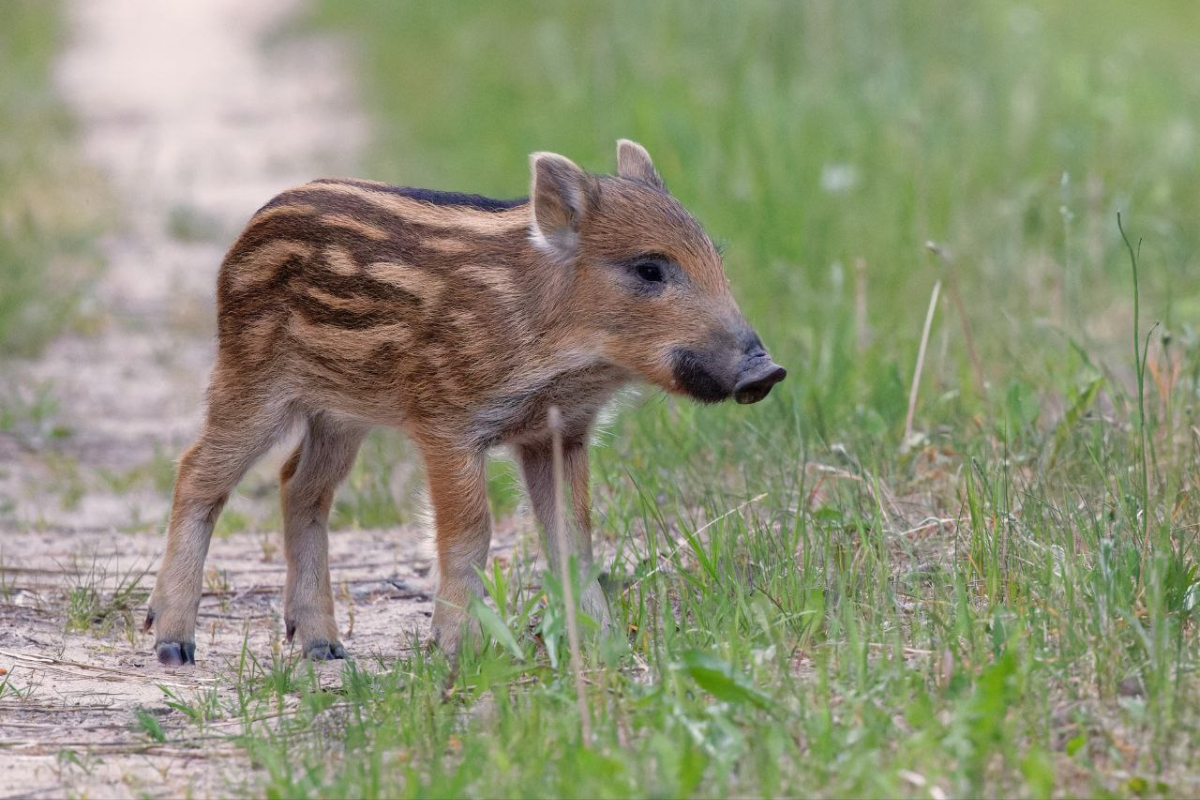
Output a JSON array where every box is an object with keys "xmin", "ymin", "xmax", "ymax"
[
  {"xmin": 2, "ymin": 0, "xmax": 366, "ymax": 532},
  {"xmin": 0, "ymin": 2, "xmax": 500, "ymax": 796}
]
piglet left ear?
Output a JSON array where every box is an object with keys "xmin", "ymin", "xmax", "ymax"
[
  {"xmin": 530, "ymin": 152, "xmax": 595, "ymax": 261},
  {"xmin": 616, "ymin": 139, "xmax": 665, "ymax": 190}
]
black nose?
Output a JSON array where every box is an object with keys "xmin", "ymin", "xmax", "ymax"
[{"xmin": 733, "ymin": 355, "xmax": 786, "ymax": 404}]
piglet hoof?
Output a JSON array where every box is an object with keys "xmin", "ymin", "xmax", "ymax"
[
  {"xmin": 304, "ymin": 640, "xmax": 346, "ymax": 661},
  {"xmin": 431, "ymin": 614, "xmax": 481, "ymax": 661},
  {"xmin": 580, "ymin": 580, "xmax": 614, "ymax": 633},
  {"xmin": 156, "ymin": 640, "xmax": 196, "ymax": 666}
]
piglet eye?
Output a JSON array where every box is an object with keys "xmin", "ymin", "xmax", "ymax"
[{"xmin": 635, "ymin": 261, "xmax": 665, "ymax": 283}]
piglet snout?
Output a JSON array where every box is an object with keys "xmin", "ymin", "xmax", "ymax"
[{"xmin": 733, "ymin": 353, "xmax": 786, "ymax": 404}]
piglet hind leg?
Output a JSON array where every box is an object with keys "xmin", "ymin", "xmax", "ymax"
[
  {"xmin": 424, "ymin": 449, "xmax": 492, "ymax": 658},
  {"xmin": 280, "ymin": 414, "xmax": 367, "ymax": 661},
  {"xmin": 145, "ymin": 390, "xmax": 290, "ymax": 666},
  {"xmin": 516, "ymin": 438, "xmax": 613, "ymax": 634}
]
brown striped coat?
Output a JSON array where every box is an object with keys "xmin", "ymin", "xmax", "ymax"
[{"xmin": 143, "ymin": 140, "xmax": 785, "ymax": 664}]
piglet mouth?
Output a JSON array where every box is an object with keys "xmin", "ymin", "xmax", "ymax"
[
  {"xmin": 669, "ymin": 350, "xmax": 731, "ymax": 404},
  {"xmin": 732, "ymin": 354, "xmax": 787, "ymax": 404}
]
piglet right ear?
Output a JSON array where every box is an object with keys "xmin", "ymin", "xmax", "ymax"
[
  {"xmin": 529, "ymin": 152, "xmax": 594, "ymax": 261},
  {"xmin": 616, "ymin": 139, "xmax": 665, "ymax": 190}
]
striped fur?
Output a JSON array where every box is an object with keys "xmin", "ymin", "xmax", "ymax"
[{"xmin": 144, "ymin": 141, "xmax": 780, "ymax": 664}]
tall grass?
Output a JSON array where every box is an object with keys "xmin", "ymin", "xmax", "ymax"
[{"xmin": 204, "ymin": 1, "xmax": 1200, "ymax": 795}]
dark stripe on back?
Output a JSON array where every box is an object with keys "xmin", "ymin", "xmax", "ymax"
[
  {"xmin": 290, "ymin": 290, "xmax": 404, "ymax": 330},
  {"xmin": 230, "ymin": 211, "xmax": 403, "ymax": 272},
  {"xmin": 311, "ymin": 178, "xmax": 527, "ymax": 213},
  {"xmin": 251, "ymin": 188, "xmax": 527, "ymax": 255}
]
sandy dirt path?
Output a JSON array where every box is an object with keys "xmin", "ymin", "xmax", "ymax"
[
  {"xmin": 0, "ymin": 3, "xmax": 522, "ymax": 796},
  {"xmin": 3, "ymin": 0, "xmax": 366, "ymax": 532}
]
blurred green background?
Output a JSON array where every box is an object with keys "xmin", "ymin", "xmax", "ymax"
[{"xmin": 317, "ymin": 0, "xmax": 1199, "ymax": 448}]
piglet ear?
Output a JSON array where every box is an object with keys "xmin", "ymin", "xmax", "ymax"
[
  {"xmin": 529, "ymin": 152, "xmax": 595, "ymax": 261},
  {"xmin": 616, "ymin": 139, "xmax": 665, "ymax": 190}
]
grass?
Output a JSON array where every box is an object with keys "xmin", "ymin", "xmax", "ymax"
[
  {"xmin": 14, "ymin": 0, "xmax": 1200, "ymax": 797},
  {"xmin": 163, "ymin": 1, "xmax": 1200, "ymax": 796},
  {"xmin": 0, "ymin": 0, "xmax": 104, "ymax": 358},
  {"xmin": 293, "ymin": 2, "xmax": 1200, "ymax": 796},
  {"xmin": 61, "ymin": 554, "xmax": 150, "ymax": 640},
  {"xmin": 332, "ymin": 430, "xmax": 417, "ymax": 530}
]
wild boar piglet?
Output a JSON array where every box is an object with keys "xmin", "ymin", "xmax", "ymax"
[{"xmin": 144, "ymin": 139, "xmax": 786, "ymax": 665}]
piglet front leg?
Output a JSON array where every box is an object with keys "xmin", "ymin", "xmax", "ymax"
[
  {"xmin": 424, "ymin": 448, "xmax": 492, "ymax": 656},
  {"xmin": 516, "ymin": 438, "xmax": 613, "ymax": 633}
]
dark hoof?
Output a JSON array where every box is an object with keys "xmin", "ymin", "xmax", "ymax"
[
  {"xmin": 143, "ymin": 608, "xmax": 155, "ymax": 633},
  {"xmin": 304, "ymin": 641, "xmax": 346, "ymax": 661},
  {"xmin": 156, "ymin": 641, "xmax": 196, "ymax": 666}
]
